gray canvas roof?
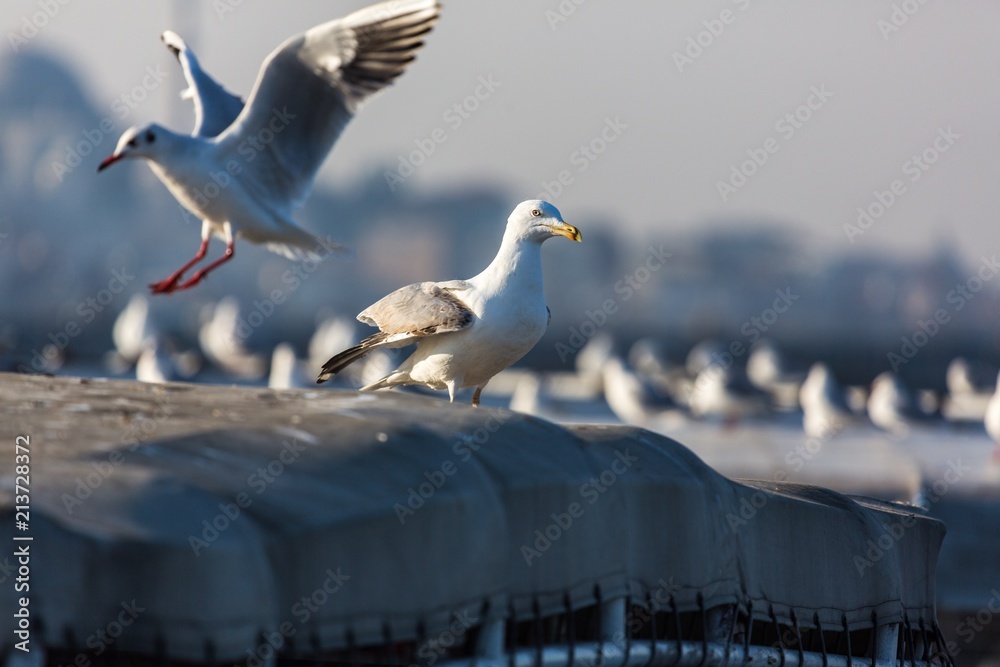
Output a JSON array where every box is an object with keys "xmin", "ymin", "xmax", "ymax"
[{"xmin": 0, "ymin": 374, "xmax": 944, "ymax": 662}]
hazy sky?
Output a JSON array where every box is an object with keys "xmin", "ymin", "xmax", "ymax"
[{"xmin": 6, "ymin": 1, "xmax": 1000, "ymax": 263}]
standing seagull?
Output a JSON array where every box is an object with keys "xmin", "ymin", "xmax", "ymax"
[
  {"xmin": 317, "ymin": 201, "xmax": 582, "ymax": 406},
  {"xmin": 98, "ymin": 0, "xmax": 441, "ymax": 294}
]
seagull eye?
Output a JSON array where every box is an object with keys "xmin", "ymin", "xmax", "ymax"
[
  {"xmin": 531, "ymin": 209, "xmax": 542, "ymax": 217},
  {"xmin": 145, "ymin": 130, "xmax": 156, "ymax": 143}
]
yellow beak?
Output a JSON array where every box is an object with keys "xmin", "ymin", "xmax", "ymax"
[{"xmin": 551, "ymin": 222, "xmax": 582, "ymax": 242}]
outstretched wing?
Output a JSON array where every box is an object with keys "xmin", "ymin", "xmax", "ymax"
[
  {"xmin": 216, "ymin": 0, "xmax": 441, "ymax": 213},
  {"xmin": 317, "ymin": 281, "xmax": 473, "ymax": 383},
  {"xmin": 161, "ymin": 30, "xmax": 245, "ymax": 138}
]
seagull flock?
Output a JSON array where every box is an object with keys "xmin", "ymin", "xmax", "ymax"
[
  {"xmin": 107, "ymin": 289, "xmax": 1000, "ymax": 460},
  {"xmin": 88, "ymin": 0, "xmax": 1000, "ymax": 461},
  {"xmin": 96, "ymin": 0, "xmax": 584, "ymax": 404}
]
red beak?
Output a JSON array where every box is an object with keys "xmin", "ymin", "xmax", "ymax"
[{"xmin": 97, "ymin": 153, "xmax": 124, "ymax": 172}]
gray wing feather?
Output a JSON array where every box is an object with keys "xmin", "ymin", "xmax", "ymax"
[
  {"xmin": 215, "ymin": 0, "xmax": 441, "ymax": 212},
  {"xmin": 358, "ymin": 282, "xmax": 474, "ymax": 336}
]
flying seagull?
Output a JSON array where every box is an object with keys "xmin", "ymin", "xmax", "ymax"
[
  {"xmin": 316, "ymin": 201, "xmax": 582, "ymax": 406},
  {"xmin": 98, "ymin": 0, "xmax": 441, "ymax": 294}
]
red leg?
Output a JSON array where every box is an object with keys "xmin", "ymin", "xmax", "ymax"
[
  {"xmin": 174, "ymin": 240, "xmax": 235, "ymax": 291},
  {"xmin": 149, "ymin": 238, "xmax": 210, "ymax": 294}
]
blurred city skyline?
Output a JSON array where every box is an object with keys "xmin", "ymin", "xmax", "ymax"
[
  {"xmin": 2, "ymin": 1, "xmax": 1000, "ymax": 387},
  {"xmin": 4, "ymin": 0, "xmax": 999, "ymax": 262}
]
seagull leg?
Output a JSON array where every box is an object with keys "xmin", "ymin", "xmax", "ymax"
[
  {"xmin": 472, "ymin": 384, "xmax": 486, "ymax": 407},
  {"xmin": 174, "ymin": 241, "xmax": 235, "ymax": 291},
  {"xmin": 149, "ymin": 238, "xmax": 210, "ymax": 294},
  {"xmin": 446, "ymin": 380, "xmax": 457, "ymax": 403},
  {"xmin": 174, "ymin": 223, "xmax": 235, "ymax": 291}
]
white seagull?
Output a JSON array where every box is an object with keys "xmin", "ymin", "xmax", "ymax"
[
  {"xmin": 867, "ymin": 371, "xmax": 936, "ymax": 435},
  {"xmin": 135, "ymin": 339, "xmax": 176, "ymax": 384},
  {"xmin": 316, "ymin": 201, "xmax": 582, "ymax": 405},
  {"xmin": 98, "ymin": 0, "xmax": 441, "ymax": 294},
  {"xmin": 112, "ymin": 293, "xmax": 158, "ymax": 362},
  {"xmin": 799, "ymin": 362, "xmax": 862, "ymax": 438},
  {"xmin": 268, "ymin": 342, "xmax": 312, "ymax": 390}
]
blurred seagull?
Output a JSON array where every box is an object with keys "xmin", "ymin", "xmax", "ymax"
[
  {"xmin": 574, "ymin": 332, "xmax": 615, "ymax": 393},
  {"xmin": 688, "ymin": 363, "xmax": 768, "ymax": 423},
  {"xmin": 628, "ymin": 337, "xmax": 673, "ymax": 377},
  {"xmin": 508, "ymin": 371, "xmax": 581, "ymax": 420},
  {"xmin": 946, "ymin": 357, "xmax": 998, "ymax": 396},
  {"xmin": 627, "ymin": 338, "xmax": 688, "ymax": 400},
  {"xmin": 112, "ymin": 294, "xmax": 158, "ymax": 362},
  {"xmin": 602, "ymin": 355, "xmax": 685, "ymax": 429},
  {"xmin": 943, "ymin": 356, "xmax": 998, "ymax": 422},
  {"xmin": 316, "ymin": 201, "xmax": 582, "ymax": 405},
  {"xmin": 746, "ymin": 339, "xmax": 805, "ymax": 409},
  {"xmin": 268, "ymin": 342, "xmax": 312, "ymax": 390},
  {"xmin": 97, "ymin": 0, "xmax": 441, "ymax": 294},
  {"xmin": 685, "ymin": 339, "xmax": 728, "ymax": 377},
  {"xmin": 136, "ymin": 339, "xmax": 175, "ymax": 384},
  {"xmin": 198, "ymin": 297, "xmax": 266, "ymax": 379},
  {"xmin": 867, "ymin": 371, "xmax": 936, "ymax": 435},
  {"xmin": 307, "ymin": 316, "xmax": 358, "ymax": 374},
  {"xmin": 799, "ymin": 362, "xmax": 862, "ymax": 438}
]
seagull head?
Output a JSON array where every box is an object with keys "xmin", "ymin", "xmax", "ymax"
[
  {"xmin": 97, "ymin": 124, "xmax": 166, "ymax": 172},
  {"xmin": 508, "ymin": 200, "xmax": 582, "ymax": 244}
]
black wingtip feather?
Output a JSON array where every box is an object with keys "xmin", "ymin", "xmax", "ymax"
[{"xmin": 316, "ymin": 332, "xmax": 390, "ymax": 383}]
